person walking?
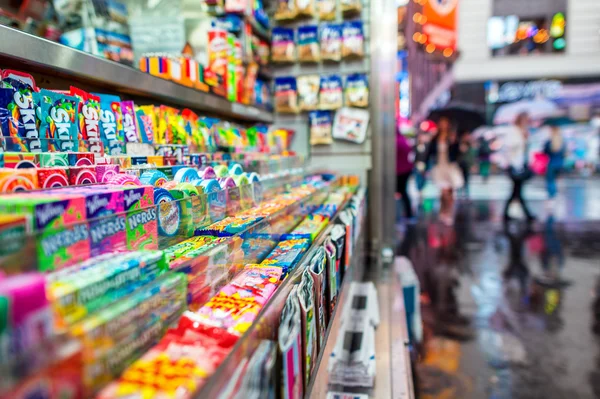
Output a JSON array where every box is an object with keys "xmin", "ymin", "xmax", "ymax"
[
  {"xmin": 397, "ymin": 132, "xmax": 414, "ymax": 220},
  {"xmin": 458, "ymin": 132, "xmax": 475, "ymax": 198},
  {"xmin": 478, "ymin": 135, "xmax": 493, "ymax": 183},
  {"xmin": 544, "ymin": 125, "xmax": 566, "ymax": 199},
  {"xmin": 428, "ymin": 117, "xmax": 464, "ymax": 225},
  {"xmin": 503, "ymin": 112, "xmax": 535, "ymax": 222}
]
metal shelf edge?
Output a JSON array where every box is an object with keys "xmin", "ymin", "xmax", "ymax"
[{"xmin": 0, "ymin": 26, "xmax": 274, "ymax": 123}]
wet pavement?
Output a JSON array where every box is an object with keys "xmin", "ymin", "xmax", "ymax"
[{"xmin": 398, "ymin": 176, "xmax": 600, "ymax": 399}]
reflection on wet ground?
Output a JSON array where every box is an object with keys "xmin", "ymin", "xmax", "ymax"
[{"xmin": 398, "ymin": 178, "xmax": 600, "ymax": 399}]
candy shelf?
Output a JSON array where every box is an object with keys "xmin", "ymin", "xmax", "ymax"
[
  {"xmin": 0, "ymin": 25, "xmax": 273, "ymax": 124},
  {"xmin": 193, "ymin": 189, "xmax": 358, "ymax": 398}
]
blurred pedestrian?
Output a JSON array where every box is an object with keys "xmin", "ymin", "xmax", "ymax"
[
  {"xmin": 414, "ymin": 131, "xmax": 430, "ymax": 202},
  {"xmin": 503, "ymin": 112, "xmax": 535, "ymax": 222},
  {"xmin": 428, "ymin": 117, "xmax": 463, "ymax": 225},
  {"xmin": 544, "ymin": 125, "xmax": 566, "ymax": 199},
  {"xmin": 458, "ymin": 132, "xmax": 475, "ymax": 198},
  {"xmin": 397, "ymin": 131, "xmax": 414, "ymax": 220},
  {"xmin": 478, "ymin": 136, "xmax": 493, "ymax": 183}
]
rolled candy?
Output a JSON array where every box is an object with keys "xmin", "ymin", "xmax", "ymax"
[
  {"xmin": 245, "ymin": 172, "xmax": 260, "ymax": 183},
  {"xmin": 175, "ymin": 182, "xmax": 199, "ymax": 196},
  {"xmin": 68, "ymin": 166, "xmax": 97, "ymax": 186},
  {"xmin": 199, "ymin": 179, "xmax": 221, "ymax": 194},
  {"xmin": 0, "ymin": 168, "xmax": 39, "ymax": 193},
  {"xmin": 107, "ymin": 173, "xmax": 142, "ymax": 186},
  {"xmin": 213, "ymin": 164, "xmax": 229, "ymax": 178},
  {"xmin": 219, "ymin": 177, "xmax": 236, "ymax": 189},
  {"xmin": 154, "ymin": 188, "xmax": 181, "ymax": 237},
  {"xmin": 37, "ymin": 168, "xmax": 69, "ymax": 189},
  {"xmin": 140, "ymin": 170, "xmax": 169, "ymax": 187},
  {"xmin": 232, "ymin": 175, "xmax": 249, "ymax": 186},
  {"xmin": 174, "ymin": 167, "xmax": 199, "ymax": 183},
  {"xmin": 96, "ymin": 164, "xmax": 120, "ymax": 183},
  {"xmin": 228, "ymin": 163, "xmax": 243, "ymax": 176},
  {"xmin": 200, "ymin": 166, "xmax": 217, "ymax": 180}
]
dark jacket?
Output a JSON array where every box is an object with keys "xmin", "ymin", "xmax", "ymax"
[{"xmin": 427, "ymin": 135, "xmax": 460, "ymax": 164}]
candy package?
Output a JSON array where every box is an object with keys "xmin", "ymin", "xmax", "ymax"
[
  {"xmin": 297, "ymin": 75, "xmax": 320, "ymax": 111},
  {"xmin": 309, "ymin": 110, "xmax": 333, "ymax": 145},
  {"xmin": 345, "ymin": 73, "xmax": 369, "ymax": 107},
  {"xmin": 324, "ymin": 237, "xmax": 338, "ymax": 314},
  {"xmin": 38, "ymin": 89, "xmax": 80, "ymax": 152},
  {"xmin": 297, "ymin": 0, "xmax": 316, "ymax": 17},
  {"xmin": 0, "ymin": 86, "xmax": 43, "ymax": 153},
  {"xmin": 319, "ymin": 75, "xmax": 343, "ymax": 110},
  {"xmin": 342, "ymin": 21, "xmax": 365, "ymax": 59},
  {"xmin": 309, "ymin": 247, "xmax": 328, "ymax": 351},
  {"xmin": 341, "ymin": 0, "xmax": 361, "ymax": 14},
  {"xmin": 297, "ymin": 268, "xmax": 318, "ymax": 384},
  {"xmin": 275, "ymin": 0, "xmax": 297, "ymax": 20},
  {"xmin": 297, "ymin": 25, "xmax": 320, "ymax": 62},
  {"xmin": 275, "ymin": 77, "xmax": 299, "ymax": 114},
  {"xmin": 332, "ymin": 107, "xmax": 370, "ymax": 143},
  {"xmin": 279, "ymin": 286, "xmax": 303, "ymax": 399},
  {"xmin": 320, "ymin": 24, "xmax": 342, "ymax": 62},
  {"xmin": 317, "ymin": 0, "xmax": 336, "ymax": 19},
  {"xmin": 272, "ymin": 28, "xmax": 296, "ymax": 63}
]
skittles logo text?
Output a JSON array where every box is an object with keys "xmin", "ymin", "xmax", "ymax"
[{"xmin": 13, "ymin": 91, "xmax": 41, "ymax": 151}]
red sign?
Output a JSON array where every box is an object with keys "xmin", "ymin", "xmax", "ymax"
[{"xmin": 422, "ymin": 0, "xmax": 459, "ymax": 51}]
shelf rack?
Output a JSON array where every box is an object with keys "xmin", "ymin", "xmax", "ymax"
[{"xmin": 0, "ymin": 25, "xmax": 273, "ymax": 123}]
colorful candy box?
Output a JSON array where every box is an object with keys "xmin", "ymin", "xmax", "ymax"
[
  {"xmin": 119, "ymin": 185, "xmax": 158, "ymax": 250},
  {"xmin": 0, "ymin": 168, "xmax": 39, "ymax": 193}
]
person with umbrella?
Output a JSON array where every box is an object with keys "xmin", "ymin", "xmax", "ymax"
[
  {"xmin": 427, "ymin": 117, "xmax": 463, "ymax": 225},
  {"xmin": 503, "ymin": 112, "xmax": 535, "ymax": 222}
]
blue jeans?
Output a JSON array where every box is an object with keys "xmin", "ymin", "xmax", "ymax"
[
  {"xmin": 546, "ymin": 167, "xmax": 560, "ymax": 198},
  {"xmin": 415, "ymin": 171, "xmax": 426, "ymax": 191}
]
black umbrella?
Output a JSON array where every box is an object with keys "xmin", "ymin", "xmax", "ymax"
[{"xmin": 427, "ymin": 102, "xmax": 486, "ymax": 134}]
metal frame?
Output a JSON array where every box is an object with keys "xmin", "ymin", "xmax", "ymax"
[
  {"xmin": 0, "ymin": 26, "xmax": 273, "ymax": 123},
  {"xmin": 369, "ymin": 0, "xmax": 398, "ymax": 255}
]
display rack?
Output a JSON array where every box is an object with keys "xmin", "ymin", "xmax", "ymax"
[{"xmin": 0, "ymin": 25, "xmax": 273, "ymax": 123}]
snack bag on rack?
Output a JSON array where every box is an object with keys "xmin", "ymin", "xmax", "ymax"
[
  {"xmin": 275, "ymin": 0, "xmax": 297, "ymax": 20},
  {"xmin": 94, "ymin": 93, "xmax": 125, "ymax": 155},
  {"xmin": 318, "ymin": 0, "xmax": 336, "ymax": 20},
  {"xmin": 309, "ymin": 110, "xmax": 333, "ymax": 145},
  {"xmin": 272, "ymin": 27, "xmax": 296, "ymax": 63},
  {"xmin": 70, "ymin": 87, "xmax": 103, "ymax": 154},
  {"xmin": 342, "ymin": 21, "xmax": 365, "ymax": 59},
  {"xmin": 275, "ymin": 77, "xmax": 299, "ymax": 114},
  {"xmin": 38, "ymin": 89, "xmax": 80, "ymax": 152},
  {"xmin": 309, "ymin": 247, "xmax": 328, "ymax": 350},
  {"xmin": 297, "ymin": 0, "xmax": 315, "ymax": 17},
  {"xmin": 279, "ymin": 285, "xmax": 303, "ymax": 399},
  {"xmin": 344, "ymin": 73, "xmax": 369, "ymax": 108},
  {"xmin": 319, "ymin": 75, "xmax": 343, "ymax": 110},
  {"xmin": 320, "ymin": 24, "xmax": 343, "ymax": 62},
  {"xmin": 298, "ymin": 25, "xmax": 320, "ymax": 63},
  {"xmin": 324, "ymin": 237, "xmax": 338, "ymax": 312},
  {"xmin": 297, "ymin": 268, "xmax": 318, "ymax": 384},
  {"xmin": 207, "ymin": 29, "xmax": 229, "ymax": 91},
  {"xmin": 298, "ymin": 75, "xmax": 320, "ymax": 111},
  {"xmin": 332, "ymin": 107, "xmax": 370, "ymax": 143},
  {"xmin": 341, "ymin": 0, "xmax": 361, "ymax": 14}
]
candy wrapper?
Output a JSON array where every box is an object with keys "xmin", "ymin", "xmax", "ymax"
[
  {"xmin": 38, "ymin": 89, "xmax": 80, "ymax": 152},
  {"xmin": 261, "ymin": 238, "xmax": 311, "ymax": 277},
  {"xmin": 345, "ymin": 73, "xmax": 369, "ymax": 107},
  {"xmin": 120, "ymin": 185, "xmax": 158, "ymax": 250},
  {"xmin": 286, "ymin": 214, "xmax": 329, "ymax": 241},
  {"xmin": 37, "ymin": 167, "xmax": 69, "ymax": 188},
  {"xmin": 272, "ymin": 28, "xmax": 296, "ymax": 63},
  {"xmin": 68, "ymin": 166, "xmax": 98, "ymax": 186},
  {"xmin": 324, "ymin": 237, "xmax": 338, "ymax": 313},
  {"xmin": 298, "ymin": 75, "xmax": 320, "ymax": 111},
  {"xmin": 332, "ymin": 107, "xmax": 370, "ymax": 143},
  {"xmin": 94, "ymin": 93, "xmax": 125, "ymax": 155},
  {"xmin": 2, "ymin": 152, "xmax": 39, "ymax": 168},
  {"xmin": 70, "ymin": 87, "xmax": 102, "ymax": 154},
  {"xmin": 120, "ymin": 100, "xmax": 141, "ymax": 143},
  {"xmin": 68, "ymin": 152, "xmax": 95, "ymax": 166},
  {"xmin": 342, "ymin": 21, "xmax": 365, "ymax": 59},
  {"xmin": 0, "ymin": 167, "xmax": 39, "ymax": 192},
  {"xmin": 320, "ymin": 24, "xmax": 342, "ymax": 62},
  {"xmin": 135, "ymin": 105, "xmax": 156, "ymax": 144},
  {"xmin": 319, "ymin": 75, "xmax": 343, "ymax": 110},
  {"xmin": 318, "ymin": 0, "xmax": 336, "ymax": 20},
  {"xmin": 275, "ymin": 0, "xmax": 297, "ymax": 20},
  {"xmin": 309, "ymin": 110, "xmax": 333, "ymax": 145},
  {"xmin": 298, "ymin": 26, "xmax": 320, "ymax": 63},
  {"xmin": 40, "ymin": 152, "xmax": 69, "ymax": 167},
  {"xmin": 275, "ymin": 77, "xmax": 299, "ymax": 114},
  {"xmin": 96, "ymin": 164, "xmax": 120, "ymax": 183},
  {"xmin": 0, "ymin": 86, "xmax": 42, "ymax": 152},
  {"xmin": 308, "ymin": 248, "xmax": 328, "ymax": 351}
]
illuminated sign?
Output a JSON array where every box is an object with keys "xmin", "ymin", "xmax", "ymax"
[{"xmin": 486, "ymin": 80, "xmax": 563, "ymax": 104}]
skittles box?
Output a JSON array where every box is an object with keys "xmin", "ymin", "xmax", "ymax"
[
  {"xmin": 0, "ymin": 193, "xmax": 90, "ymax": 271},
  {"xmin": 119, "ymin": 185, "xmax": 158, "ymax": 250}
]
